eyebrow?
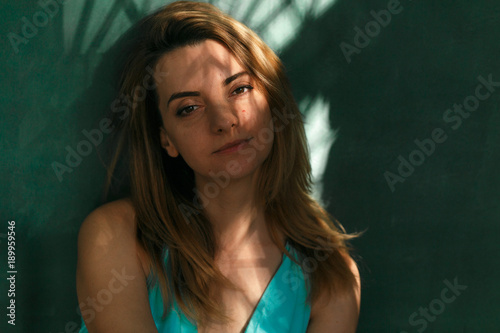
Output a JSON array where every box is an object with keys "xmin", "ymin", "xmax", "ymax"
[
  {"xmin": 167, "ymin": 91, "xmax": 200, "ymax": 107},
  {"xmin": 166, "ymin": 71, "xmax": 249, "ymax": 107},
  {"xmin": 223, "ymin": 71, "xmax": 248, "ymax": 86}
]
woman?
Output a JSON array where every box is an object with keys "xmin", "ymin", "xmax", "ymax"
[{"xmin": 77, "ymin": 1, "xmax": 360, "ymax": 332}]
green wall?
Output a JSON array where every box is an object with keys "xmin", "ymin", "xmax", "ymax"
[{"xmin": 1, "ymin": 0, "xmax": 499, "ymax": 332}]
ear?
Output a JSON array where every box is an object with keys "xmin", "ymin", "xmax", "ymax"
[{"xmin": 159, "ymin": 127, "xmax": 179, "ymax": 158}]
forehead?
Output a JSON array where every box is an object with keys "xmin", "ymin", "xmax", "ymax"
[{"xmin": 155, "ymin": 40, "xmax": 245, "ymax": 93}]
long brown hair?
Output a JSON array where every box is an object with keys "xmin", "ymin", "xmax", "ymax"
[{"xmin": 107, "ymin": 0, "xmax": 358, "ymax": 326}]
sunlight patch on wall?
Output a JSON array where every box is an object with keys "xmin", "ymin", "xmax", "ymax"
[
  {"xmin": 62, "ymin": 0, "xmax": 338, "ymax": 56},
  {"xmin": 312, "ymin": 0, "xmax": 338, "ymax": 18},
  {"xmin": 79, "ymin": 1, "xmax": 115, "ymax": 53},
  {"xmin": 228, "ymin": 1, "xmax": 255, "ymax": 19},
  {"xmin": 238, "ymin": 0, "xmax": 338, "ymax": 52},
  {"xmin": 261, "ymin": 6, "xmax": 302, "ymax": 51},
  {"xmin": 96, "ymin": 10, "xmax": 133, "ymax": 54},
  {"xmin": 302, "ymin": 95, "xmax": 338, "ymax": 201},
  {"xmin": 62, "ymin": 0, "xmax": 85, "ymax": 52}
]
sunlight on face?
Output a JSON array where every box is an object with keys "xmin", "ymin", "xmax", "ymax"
[{"xmin": 155, "ymin": 40, "xmax": 274, "ymax": 185}]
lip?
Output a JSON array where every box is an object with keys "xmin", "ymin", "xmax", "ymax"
[{"xmin": 213, "ymin": 138, "xmax": 252, "ymax": 154}]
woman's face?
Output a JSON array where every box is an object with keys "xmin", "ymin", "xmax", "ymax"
[{"xmin": 155, "ymin": 40, "xmax": 274, "ymax": 184}]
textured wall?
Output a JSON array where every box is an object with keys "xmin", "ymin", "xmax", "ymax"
[{"xmin": 1, "ymin": 0, "xmax": 499, "ymax": 332}]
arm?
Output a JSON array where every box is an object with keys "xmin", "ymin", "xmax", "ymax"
[
  {"xmin": 76, "ymin": 200, "xmax": 159, "ymax": 333},
  {"xmin": 307, "ymin": 255, "xmax": 361, "ymax": 333}
]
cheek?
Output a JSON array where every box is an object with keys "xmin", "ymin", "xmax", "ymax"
[
  {"xmin": 177, "ymin": 134, "xmax": 202, "ymax": 156},
  {"xmin": 251, "ymin": 110, "xmax": 275, "ymax": 151},
  {"xmin": 167, "ymin": 128, "xmax": 197, "ymax": 157},
  {"xmin": 259, "ymin": 106, "xmax": 273, "ymax": 132},
  {"xmin": 243, "ymin": 97, "xmax": 271, "ymax": 127}
]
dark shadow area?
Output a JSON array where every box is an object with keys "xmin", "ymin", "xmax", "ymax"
[
  {"xmin": 280, "ymin": 0, "xmax": 500, "ymax": 330},
  {"xmin": 1, "ymin": 1, "xmax": 147, "ymax": 331}
]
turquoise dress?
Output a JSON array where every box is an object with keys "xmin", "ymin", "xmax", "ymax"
[{"xmin": 79, "ymin": 242, "xmax": 311, "ymax": 332}]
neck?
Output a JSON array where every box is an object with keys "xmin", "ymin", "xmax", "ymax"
[{"xmin": 195, "ymin": 172, "xmax": 272, "ymax": 253}]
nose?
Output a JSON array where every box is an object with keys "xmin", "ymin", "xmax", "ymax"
[{"xmin": 209, "ymin": 102, "xmax": 239, "ymax": 133}]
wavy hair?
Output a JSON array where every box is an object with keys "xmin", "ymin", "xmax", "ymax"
[{"xmin": 107, "ymin": 0, "xmax": 358, "ymax": 326}]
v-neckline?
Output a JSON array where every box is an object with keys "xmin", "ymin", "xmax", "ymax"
[
  {"xmin": 240, "ymin": 241, "xmax": 290, "ymax": 332},
  {"xmin": 174, "ymin": 242, "xmax": 291, "ymax": 332}
]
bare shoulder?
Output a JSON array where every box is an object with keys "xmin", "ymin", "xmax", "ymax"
[
  {"xmin": 78, "ymin": 197, "xmax": 153, "ymax": 272},
  {"xmin": 78, "ymin": 198, "xmax": 136, "ymax": 238},
  {"xmin": 77, "ymin": 198, "xmax": 158, "ymax": 332},
  {"xmin": 307, "ymin": 253, "xmax": 361, "ymax": 333}
]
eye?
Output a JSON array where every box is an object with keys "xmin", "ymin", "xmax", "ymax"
[
  {"xmin": 231, "ymin": 85, "xmax": 253, "ymax": 96},
  {"xmin": 176, "ymin": 105, "xmax": 199, "ymax": 117}
]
